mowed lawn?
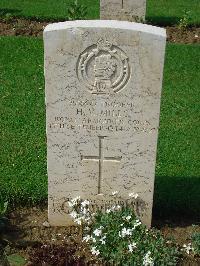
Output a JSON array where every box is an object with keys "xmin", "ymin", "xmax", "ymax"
[
  {"xmin": 0, "ymin": 0, "xmax": 200, "ymax": 25},
  {"xmin": 0, "ymin": 37, "xmax": 199, "ymax": 218}
]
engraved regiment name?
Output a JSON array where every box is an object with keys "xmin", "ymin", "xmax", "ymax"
[{"xmin": 77, "ymin": 38, "xmax": 130, "ymax": 95}]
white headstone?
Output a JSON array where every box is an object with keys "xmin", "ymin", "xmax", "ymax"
[
  {"xmin": 44, "ymin": 20, "xmax": 166, "ymax": 227},
  {"xmin": 100, "ymin": 0, "xmax": 146, "ymax": 21}
]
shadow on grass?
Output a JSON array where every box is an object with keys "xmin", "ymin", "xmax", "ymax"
[
  {"xmin": 0, "ymin": 9, "xmax": 66, "ymax": 22},
  {"xmin": 146, "ymin": 16, "xmax": 180, "ymax": 26},
  {"xmin": 0, "ymin": 8, "xmax": 22, "ymax": 17},
  {"xmin": 152, "ymin": 176, "xmax": 200, "ymax": 227}
]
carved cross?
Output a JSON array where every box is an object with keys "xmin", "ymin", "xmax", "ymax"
[{"xmin": 81, "ymin": 136, "xmax": 122, "ymax": 194}]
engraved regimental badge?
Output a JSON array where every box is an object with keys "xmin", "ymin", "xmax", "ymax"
[{"xmin": 77, "ymin": 38, "xmax": 130, "ymax": 95}]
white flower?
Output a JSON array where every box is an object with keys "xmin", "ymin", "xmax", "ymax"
[
  {"xmin": 100, "ymin": 239, "xmax": 106, "ymax": 245},
  {"xmin": 128, "ymin": 244, "xmax": 133, "ymax": 252},
  {"xmin": 68, "ymin": 196, "xmax": 81, "ymax": 207},
  {"xmin": 111, "ymin": 205, "xmax": 116, "ymax": 211},
  {"xmin": 106, "ymin": 209, "xmax": 111, "ymax": 214},
  {"xmin": 91, "ymin": 246, "xmax": 100, "ymax": 256},
  {"xmin": 81, "ymin": 207, "xmax": 88, "ymax": 215},
  {"xmin": 195, "ymin": 34, "xmax": 198, "ymax": 38},
  {"xmin": 91, "ymin": 237, "xmax": 96, "ymax": 243},
  {"xmin": 100, "ymin": 235, "xmax": 106, "ymax": 245},
  {"xmin": 128, "ymin": 242, "xmax": 137, "ymax": 252},
  {"xmin": 68, "ymin": 201, "xmax": 74, "ymax": 208},
  {"xmin": 69, "ymin": 211, "xmax": 78, "ymax": 219},
  {"xmin": 125, "ymin": 215, "xmax": 132, "ymax": 221},
  {"xmin": 93, "ymin": 228, "xmax": 102, "ymax": 236},
  {"xmin": 132, "ymin": 242, "xmax": 137, "ymax": 248},
  {"xmin": 108, "ymin": 205, "xmax": 121, "ymax": 212},
  {"xmin": 74, "ymin": 217, "xmax": 82, "ymax": 225},
  {"xmin": 129, "ymin": 192, "xmax": 139, "ymax": 199},
  {"xmin": 182, "ymin": 243, "xmax": 194, "ymax": 255},
  {"xmin": 133, "ymin": 219, "xmax": 142, "ymax": 229},
  {"xmin": 81, "ymin": 200, "xmax": 90, "ymax": 207},
  {"xmin": 120, "ymin": 228, "xmax": 132, "ymax": 238},
  {"xmin": 82, "ymin": 235, "xmax": 91, "ymax": 242},
  {"xmin": 86, "ymin": 219, "xmax": 92, "ymax": 225},
  {"xmin": 143, "ymin": 251, "xmax": 154, "ymax": 266},
  {"xmin": 112, "ymin": 191, "xmax": 119, "ymax": 196}
]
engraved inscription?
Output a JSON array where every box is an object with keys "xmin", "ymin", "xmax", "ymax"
[
  {"xmin": 77, "ymin": 38, "xmax": 130, "ymax": 94},
  {"xmin": 81, "ymin": 136, "xmax": 122, "ymax": 194},
  {"xmin": 51, "ymin": 196, "xmax": 147, "ymax": 220}
]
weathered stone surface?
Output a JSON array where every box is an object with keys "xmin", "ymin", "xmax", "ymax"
[
  {"xmin": 44, "ymin": 20, "xmax": 166, "ymax": 227},
  {"xmin": 100, "ymin": 0, "xmax": 146, "ymax": 21}
]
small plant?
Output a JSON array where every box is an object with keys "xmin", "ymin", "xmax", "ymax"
[
  {"xmin": 67, "ymin": 0, "xmax": 87, "ymax": 20},
  {"xmin": 2, "ymin": 13, "xmax": 13, "ymax": 23},
  {"xmin": 68, "ymin": 193, "xmax": 179, "ymax": 265},
  {"xmin": 0, "ymin": 202, "xmax": 8, "ymax": 216},
  {"xmin": 192, "ymin": 232, "xmax": 200, "ymax": 255},
  {"xmin": 0, "ymin": 201, "xmax": 8, "ymax": 232},
  {"xmin": 178, "ymin": 10, "xmax": 191, "ymax": 30},
  {"xmin": 181, "ymin": 243, "xmax": 195, "ymax": 255}
]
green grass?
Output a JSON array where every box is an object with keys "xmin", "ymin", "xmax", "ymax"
[
  {"xmin": 0, "ymin": 37, "xmax": 200, "ymax": 219},
  {"xmin": 0, "ymin": 0, "xmax": 199, "ymax": 25},
  {"xmin": 0, "ymin": 0, "xmax": 99, "ymax": 21},
  {"xmin": 0, "ymin": 36, "xmax": 47, "ymax": 205},
  {"xmin": 147, "ymin": 0, "xmax": 200, "ymax": 26},
  {"xmin": 157, "ymin": 44, "xmax": 200, "ymax": 178},
  {"xmin": 154, "ymin": 43, "xmax": 200, "ymax": 219}
]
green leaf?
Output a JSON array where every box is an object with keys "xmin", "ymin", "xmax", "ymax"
[
  {"xmin": 0, "ymin": 202, "xmax": 8, "ymax": 216},
  {"xmin": 7, "ymin": 254, "xmax": 26, "ymax": 266}
]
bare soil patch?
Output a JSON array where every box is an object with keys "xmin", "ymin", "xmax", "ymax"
[
  {"xmin": 166, "ymin": 26, "xmax": 200, "ymax": 44},
  {"xmin": 1, "ymin": 206, "xmax": 200, "ymax": 265},
  {"xmin": 0, "ymin": 18, "xmax": 200, "ymax": 44},
  {"xmin": 0, "ymin": 18, "xmax": 47, "ymax": 37},
  {"xmin": 2, "ymin": 207, "xmax": 101, "ymax": 265}
]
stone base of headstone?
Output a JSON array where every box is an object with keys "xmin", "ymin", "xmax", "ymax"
[
  {"xmin": 100, "ymin": 0, "xmax": 146, "ymax": 22},
  {"xmin": 48, "ymin": 194, "xmax": 149, "ymax": 226}
]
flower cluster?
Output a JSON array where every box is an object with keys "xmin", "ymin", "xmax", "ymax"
[
  {"xmin": 91, "ymin": 246, "xmax": 100, "ymax": 256},
  {"xmin": 128, "ymin": 242, "xmax": 137, "ymax": 252},
  {"xmin": 82, "ymin": 226, "xmax": 107, "ymax": 256},
  {"xmin": 68, "ymin": 197, "xmax": 92, "ymax": 225},
  {"xmin": 181, "ymin": 243, "xmax": 194, "ymax": 255},
  {"xmin": 106, "ymin": 205, "xmax": 121, "ymax": 213},
  {"xmin": 143, "ymin": 251, "xmax": 154, "ymax": 266},
  {"xmin": 68, "ymin": 193, "xmax": 179, "ymax": 265},
  {"xmin": 119, "ymin": 227, "xmax": 132, "ymax": 238},
  {"xmin": 119, "ymin": 218, "xmax": 142, "ymax": 237}
]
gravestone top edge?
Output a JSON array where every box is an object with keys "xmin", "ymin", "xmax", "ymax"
[{"xmin": 44, "ymin": 20, "xmax": 166, "ymax": 38}]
